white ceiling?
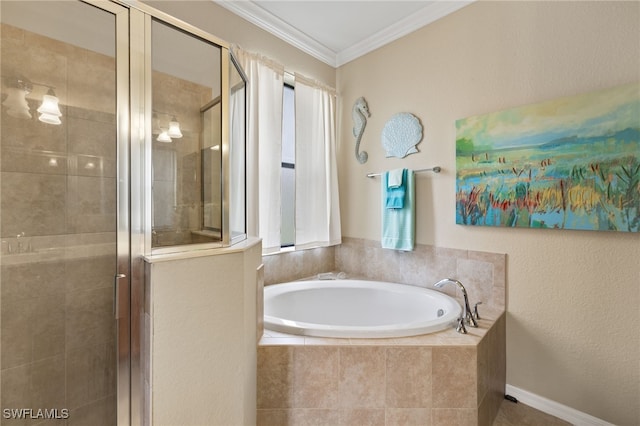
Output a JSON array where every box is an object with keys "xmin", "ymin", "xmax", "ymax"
[{"xmin": 214, "ymin": 0, "xmax": 473, "ymax": 67}]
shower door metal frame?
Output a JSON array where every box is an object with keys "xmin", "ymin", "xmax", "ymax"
[
  {"xmin": 73, "ymin": 1, "xmax": 130, "ymax": 425},
  {"xmin": 74, "ymin": 2, "xmax": 242, "ymax": 425},
  {"xmin": 131, "ymin": 1, "xmax": 234, "ymax": 256},
  {"xmin": 78, "ymin": 1, "xmax": 134, "ymax": 425}
]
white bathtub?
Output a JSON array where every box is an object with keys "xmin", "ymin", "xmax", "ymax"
[{"xmin": 263, "ymin": 279, "xmax": 462, "ymax": 338}]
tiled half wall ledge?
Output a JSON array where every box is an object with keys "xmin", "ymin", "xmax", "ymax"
[{"xmin": 258, "ymin": 238, "xmax": 507, "ymax": 426}]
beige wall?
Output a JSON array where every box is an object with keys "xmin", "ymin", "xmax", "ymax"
[
  {"xmin": 145, "ymin": 239, "xmax": 262, "ymax": 426},
  {"xmin": 337, "ymin": 2, "xmax": 639, "ymax": 425}
]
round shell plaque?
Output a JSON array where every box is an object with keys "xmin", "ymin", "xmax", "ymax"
[{"xmin": 381, "ymin": 112, "xmax": 423, "ymax": 158}]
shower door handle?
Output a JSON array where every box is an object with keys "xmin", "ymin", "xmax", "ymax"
[{"xmin": 114, "ymin": 273, "xmax": 127, "ymax": 320}]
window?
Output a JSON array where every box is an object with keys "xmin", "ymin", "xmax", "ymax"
[{"xmin": 280, "ymin": 83, "xmax": 295, "ymax": 247}]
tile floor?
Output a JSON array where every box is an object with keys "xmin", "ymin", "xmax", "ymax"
[{"xmin": 493, "ymin": 400, "xmax": 571, "ymax": 425}]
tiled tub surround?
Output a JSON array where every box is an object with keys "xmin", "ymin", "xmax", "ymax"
[
  {"xmin": 259, "ymin": 237, "xmax": 506, "ymax": 425},
  {"xmin": 263, "ymin": 237, "xmax": 505, "ymax": 313},
  {"xmin": 258, "ymin": 313, "xmax": 506, "ymax": 426}
]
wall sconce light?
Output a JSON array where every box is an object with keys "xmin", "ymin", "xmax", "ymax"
[
  {"xmin": 2, "ymin": 77, "xmax": 62, "ymax": 125},
  {"xmin": 2, "ymin": 79, "xmax": 33, "ymax": 119},
  {"xmin": 167, "ymin": 116, "xmax": 183, "ymax": 139},
  {"xmin": 157, "ymin": 129, "xmax": 172, "ymax": 143},
  {"xmin": 153, "ymin": 111, "xmax": 183, "ymax": 142},
  {"xmin": 37, "ymin": 88, "xmax": 62, "ymax": 125}
]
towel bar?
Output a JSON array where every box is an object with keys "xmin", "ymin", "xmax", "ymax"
[{"xmin": 366, "ymin": 166, "xmax": 441, "ymax": 178}]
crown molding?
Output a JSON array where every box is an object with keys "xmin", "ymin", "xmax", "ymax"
[
  {"xmin": 214, "ymin": 0, "xmax": 338, "ymax": 67},
  {"xmin": 214, "ymin": 1, "xmax": 474, "ymax": 68},
  {"xmin": 335, "ymin": 1, "xmax": 473, "ymax": 67}
]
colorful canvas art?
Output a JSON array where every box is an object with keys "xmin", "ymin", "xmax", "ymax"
[{"xmin": 455, "ymin": 82, "xmax": 640, "ymax": 232}]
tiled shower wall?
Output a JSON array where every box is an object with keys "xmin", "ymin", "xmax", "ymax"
[
  {"xmin": 1, "ymin": 23, "xmax": 116, "ymax": 425},
  {"xmin": 151, "ymin": 71, "xmax": 213, "ymax": 247}
]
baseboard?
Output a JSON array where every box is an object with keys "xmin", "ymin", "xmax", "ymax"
[{"xmin": 505, "ymin": 384, "xmax": 615, "ymax": 426}]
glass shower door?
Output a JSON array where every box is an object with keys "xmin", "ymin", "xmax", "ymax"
[{"xmin": 0, "ymin": 1, "xmax": 129, "ymax": 425}]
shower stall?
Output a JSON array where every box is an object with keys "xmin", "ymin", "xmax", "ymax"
[{"xmin": 0, "ymin": 1, "xmax": 247, "ymax": 424}]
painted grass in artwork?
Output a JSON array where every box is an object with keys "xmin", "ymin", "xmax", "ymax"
[{"xmin": 455, "ymin": 83, "xmax": 640, "ymax": 232}]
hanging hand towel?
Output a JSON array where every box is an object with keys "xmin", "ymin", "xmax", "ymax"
[
  {"xmin": 385, "ymin": 168, "xmax": 406, "ymax": 209},
  {"xmin": 381, "ymin": 169, "xmax": 415, "ymax": 251},
  {"xmin": 387, "ymin": 168, "xmax": 404, "ymax": 188}
]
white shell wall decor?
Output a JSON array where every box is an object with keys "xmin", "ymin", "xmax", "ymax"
[{"xmin": 381, "ymin": 112, "xmax": 423, "ymax": 158}]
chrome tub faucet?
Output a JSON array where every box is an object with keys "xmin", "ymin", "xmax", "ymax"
[{"xmin": 434, "ymin": 278, "xmax": 479, "ymax": 334}]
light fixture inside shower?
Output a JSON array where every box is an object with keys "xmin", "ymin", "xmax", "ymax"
[
  {"xmin": 2, "ymin": 79, "xmax": 33, "ymax": 120},
  {"xmin": 157, "ymin": 129, "xmax": 172, "ymax": 143},
  {"xmin": 153, "ymin": 110, "xmax": 183, "ymax": 142},
  {"xmin": 2, "ymin": 77, "xmax": 62, "ymax": 125},
  {"xmin": 37, "ymin": 88, "xmax": 62, "ymax": 125},
  {"xmin": 167, "ymin": 116, "xmax": 183, "ymax": 139}
]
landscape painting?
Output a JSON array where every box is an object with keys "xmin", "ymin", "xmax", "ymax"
[{"xmin": 455, "ymin": 82, "xmax": 639, "ymax": 232}]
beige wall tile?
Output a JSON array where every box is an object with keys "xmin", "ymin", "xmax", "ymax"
[
  {"xmin": 64, "ymin": 255, "xmax": 115, "ymax": 293},
  {"xmin": 65, "ymin": 343, "xmax": 116, "ymax": 410},
  {"xmin": 30, "ymin": 356, "xmax": 66, "ymax": 410},
  {"xmin": 432, "ymin": 408, "xmax": 477, "ymax": 426},
  {"xmin": 332, "ymin": 238, "xmax": 505, "ymax": 311},
  {"xmin": 386, "ymin": 347, "xmax": 432, "ymax": 408},
  {"xmin": 66, "ymin": 175, "xmax": 116, "ymax": 234},
  {"xmin": 1, "ymin": 260, "xmax": 65, "ymax": 301},
  {"xmin": 257, "ymin": 409, "xmax": 290, "ymax": 426},
  {"xmin": 456, "ymin": 258, "xmax": 494, "ymax": 309},
  {"xmin": 68, "ymin": 395, "xmax": 116, "ymax": 426},
  {"xmin": 257, "ymin": 346, "xmax": 294, "ymax": 408},
  {"xmin": 257, "ymin": 263, "xmax": 265, "ymax": 343},
  {"xmin": 291, "ymin": 409, "xmax": 341, "ymax": 426},
  {"xmin": 67, "ymin": 116, "xmax": 116, "ymax": 178},
  {"xmin": 340, "ymin": 408, "xmax": 385, "ymax": 426},
  {"xmin": 293, "ymin": 347, "xmax": 339, "ymax": 408},
  {"xmin": 386, "ymin": 408, "xmax": 431, "ymax": 426},
  {"xmin": 1, "ymin": 364, "xmax": 31, "ymax": 411},
  {"xmin": 338, "ymin": 347, "xmax": 385, "ymax": 408},
  {"xmin": 432, "ymin": 347, "xmax": 477, "ymax": 409},
  {"xmin": 477, "ymin": 334, "xmax": 490, "ymax": 406},
  {"xmin": 65, "ymin": 287, "xmax": 115, "ymax": 350},
  {"xmin": 263, "ymin": 246, "xmax": 335, "ymax": 285},
  {"xmin": 0, "ymin": 298, "xmax": 34, "ymax": 369},
  {"xmin": 1, "ymin": 172, "xmax": 66, "ymax": 238},
  {"xmin": 1, "ymin": 145, "xmax": 68, "ymax": 176},
  {"xmin": 67, "ymin": 49, "xmax": 115, "ymax": 114}
]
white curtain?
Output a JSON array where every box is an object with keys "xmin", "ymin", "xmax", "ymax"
[
  {"xmin": 294, "ymin": 74, "xmax": 342, "ymax": 249},
  {"xmin": 234, "ymin": 47, "xmax": 285, "ymax": 253}
]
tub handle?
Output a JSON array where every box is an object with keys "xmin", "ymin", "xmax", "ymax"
[
  {"xmin": 473, "ymin": 302, "xmax": 482, "ymax": 320},
  {"xmin": 456, "ymin": 317, "xmax": 467, "ymax": 334}
]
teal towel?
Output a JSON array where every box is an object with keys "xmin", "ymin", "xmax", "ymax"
[
  {"xmin": 385, "ymin": 169, "xmax": 406, "ymax": 209},
  {"xmin": 381, "ymin": 169, "xmax": 415, "ymax": 251}
]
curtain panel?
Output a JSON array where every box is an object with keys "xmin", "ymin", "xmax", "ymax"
[
  {"xmin": 294, "ymin": 74, "xmax": 342, "ymax": 249},
  {"xmin": 233, "ymin": 47, "xmax": 341, "ymax": 253},
  {"xmin": 234, "ymin": 47, "xmax": 285, "ymax": 253}
]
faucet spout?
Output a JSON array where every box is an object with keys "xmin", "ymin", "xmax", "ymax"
[{"xmin": 433, "ymin": 278, "xmax": 478, "ymax": 331}]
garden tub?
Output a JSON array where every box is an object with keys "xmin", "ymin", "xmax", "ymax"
[{"xmin": 263, "ymin": 279, "xmax": 462, "ymax": 338}]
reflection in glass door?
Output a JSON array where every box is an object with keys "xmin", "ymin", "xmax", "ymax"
[
  {"xmin": 150, "ymin": 18, "xmax": 223, "ymax": 249},
  {"xmin": 0, "ymin": 1, "xmax": 128, "ymax": 424}
]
